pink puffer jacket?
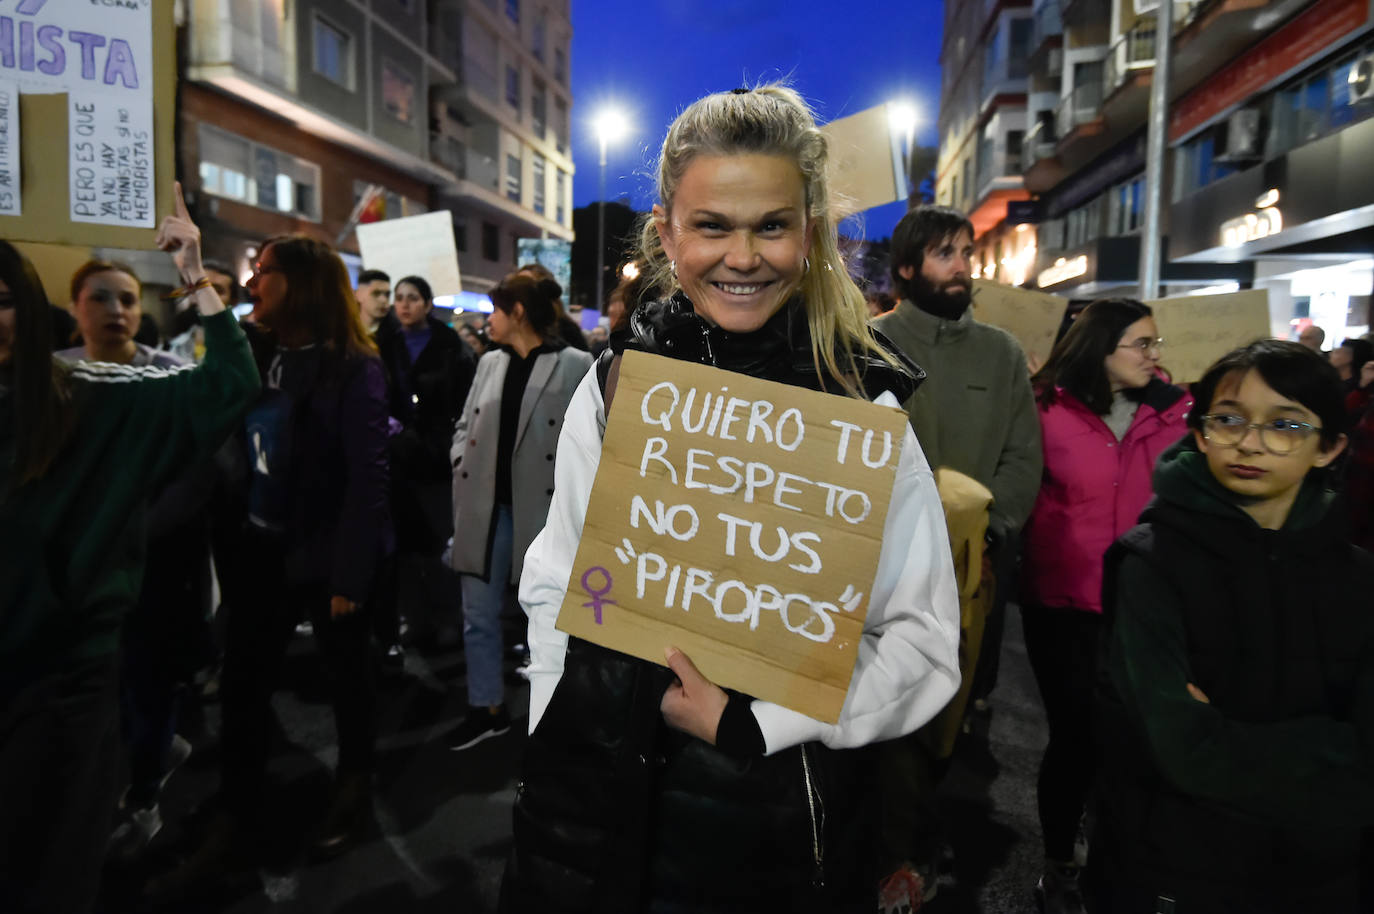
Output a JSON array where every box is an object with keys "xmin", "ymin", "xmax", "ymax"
[{"xmin": 1020, "ymin": 381, "xmax": 1191, "ymax": 613}]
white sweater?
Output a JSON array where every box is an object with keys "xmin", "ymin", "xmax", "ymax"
[{"xmin": 518, "ymin": 366, "xmax": 963, "ymax": 756}]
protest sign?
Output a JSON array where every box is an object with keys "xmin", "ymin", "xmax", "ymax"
[
  {"xmin": 357, "ymin": 210, "xmax": 463, "ymax": 297},
  {"xmin": 1147, "ymin": 289, "xmax": 1270, "ymax": 384},
  {"xmin": 0, "ymin": 0, "xmax": 173, "ymax": 246},
  {"xmin": 555, "ymin": 351, "xmax": 910, "ymax": 723},
  {"xmin": 823, "ymin": 104, "xmax": 901, "ymax": 216},
  {"xmin": 0, "ymin": 81, "xmax": 18, "ymax": 216},
  {"xmin": 971, "ymin": 279, "xmax": 1068, "ymax": 368}
]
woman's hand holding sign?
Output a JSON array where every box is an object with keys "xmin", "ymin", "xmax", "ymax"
[{"xmin": 661, "ymin": 646, "xmax": 729, "ymax": 745}]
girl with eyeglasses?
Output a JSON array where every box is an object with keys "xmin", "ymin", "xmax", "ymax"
[
  {"xmin": 1019, "ymin": 298, "xmax": 1191, "ymax": 914},
  {"xmin": 1091, "ymin": 339, "xmax": 1374, "ymax": 912}
]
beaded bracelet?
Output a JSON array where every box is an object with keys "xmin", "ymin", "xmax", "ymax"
[{"xmin": 163, "ymin": 275, "xmax": 214, "ymax": 301}]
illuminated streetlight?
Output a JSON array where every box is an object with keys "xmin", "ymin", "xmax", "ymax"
[
  {"xmin": 594, "ymin": 107, "xmax": 630, "ymax": 311},
  {"xmin": 886, "ymin": 100, "xmax": 920, "ymax": 201}
]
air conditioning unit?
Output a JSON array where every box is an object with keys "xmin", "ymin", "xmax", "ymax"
[
  {"xmin": 1215, "ymin": 108, "xmax": 1262, "ymax": 163},
  {"xmin": 1351, "ymin": 55, "xmax": 1374, "ymax": 105}
]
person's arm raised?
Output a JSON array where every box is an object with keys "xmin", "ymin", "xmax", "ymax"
[{"xmin": 155, "ymin": 181, "xmax": 225, "ymax": 317}]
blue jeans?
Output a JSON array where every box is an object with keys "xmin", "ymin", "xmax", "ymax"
[{"xmin": 461, "ymin": 504, "xmax": 513, "ymax": 708}]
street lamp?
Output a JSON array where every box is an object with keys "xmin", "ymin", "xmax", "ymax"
[
  {"xmin": 886, "ymin": 100, "xmax": 919, "ymax": 201},
  {"xmin": 594, "ymin": 108, "xmax": 629, "ymax": 311}
]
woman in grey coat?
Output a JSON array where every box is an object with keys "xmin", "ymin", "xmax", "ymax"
[{"xmin": 448, "ymin": 272, "xmax": 593, "ymax": 749}]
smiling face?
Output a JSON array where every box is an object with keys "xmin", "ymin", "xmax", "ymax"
[
  {"xmin": 73, "ymin": 269, "xmax": 141, "ymax": 356},
  {"xmin": 1104, "ymin": 316, "xmax": 1161, "ymax": 391},
  {"xmin": 1194, "ymin": 368, "xmax": 1345, "ymax": 527},
  {"xmin": 393, "ymin": 281, "xmax": 430, "ymax": 330},
  {"xmin": 655, "ymin": 153, "xmax": 811, "ymax": 334}
]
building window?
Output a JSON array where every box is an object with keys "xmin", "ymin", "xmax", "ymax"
[
  {"xmin": 1108, "ymin": 175, "xmax": 1145, "ymax": 235},
  {"xmin": 506, "ymin": 153, "xmax": 522, "ymax": 202},
  {"xmin": 554, "ymin": 98, "xmax": 568, "ymax": 153},
  {"xmin": 553, "ymin": 47, "xmax": 565, "ymax": 84},
  {"xmin": 382, "ymin": 59, "xmax": 416, "ymax": 124},
  {"xmin": 454, "ymin": 217, "xmax": 468, "ymax": 252},
  {"xmin": 532, "ymin": 153, "xmax": 546, "ymax": 215},
  {"xmin": 198, "ymin": 124, "xmax": 321, "ymax": 222},
  {"xmin": 1009, "ymin": 17, "xmax": 1033, "ymax": 77},
  {"xmin": 531, "ymin": 81, "xmax": 546, "ymax": 139},
  {"xmin": 506, "ymin": 0, "xmax": 519, "ymax": 24},
  {"xmin": 532, "ymin": 15, "xmax": 546, "ymax": 61},
  {"xmin": 506, "ymin": 65, "xmax": 520, "ymax": 110},
  {"xmin": 556, "ymin": 168, "xmax": 566, "ymax": 224},
  {"xmin": 482, "ymin": 221, "xmax": 500, "ymax": 261},
  {"xmin": 312, "ymin": 15, "xmax": 352, "ymax": 89},
  {"xmin": 1005, "ymin": 130, "xmax": 1024, "ymax": 175}
]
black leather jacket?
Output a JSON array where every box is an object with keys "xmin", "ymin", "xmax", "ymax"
[{"xmin": 501, "ymin": 295, "xmax": 923, "ymax": 914}]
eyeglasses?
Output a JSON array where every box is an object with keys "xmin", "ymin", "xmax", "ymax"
[
  {"xmin": 1200, "ymin": 414, "xmax": 1322, "ymax": 455},
  {"xmin": 1117, "ymin": 337, "xmax": 1165, "ymax": 355},
  {"xmin": 252, "ymin": 263, "xmax": 280, "ymax": 277}
]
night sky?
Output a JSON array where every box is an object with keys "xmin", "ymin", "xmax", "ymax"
[{"xmin": 569, "ymin": 0, "xmax": 946, "ymax": 242}]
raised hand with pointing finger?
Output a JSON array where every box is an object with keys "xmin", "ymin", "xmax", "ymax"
[{"xmin": 154, "ymin": 181, "xmax": 225, "ymax": 316}]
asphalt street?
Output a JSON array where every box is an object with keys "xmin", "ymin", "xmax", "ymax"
[{"xmin": 98, "ymin": 599, "xmax": 1050, "ymax": 914}]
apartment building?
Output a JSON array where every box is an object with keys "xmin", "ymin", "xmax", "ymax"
[
  {"xmin": 1020, "ymin": 0, "xmax": 1372, "ymax": 341},
  {"xmin": 934, "ymin": 0, "xmax": 1038, "ymax": 288},
  {"xmin": 181, "ymin": 0, "xmax": 574, "ymax": 294}
]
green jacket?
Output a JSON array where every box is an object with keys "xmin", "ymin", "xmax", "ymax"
[
  {"xmin": 872, "ymin": 300, "xmax": 1041, "ymax": 539},
  {"xmin": 0, "ymin": 311, "xmax": 260, "ymax": 693}
]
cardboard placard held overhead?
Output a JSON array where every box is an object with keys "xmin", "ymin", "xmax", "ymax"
[
  {"xmin": 0, "ymin": 0, "xmax": 175, "ymax": 247},
  {"xmin": 971, "ymin": 280, "xmax": 1069, "ymax": 369},
  {"xmin": 1147, "ymin": 289, "xmax": 1271, "ymax": 384},
  {"xmin": 555, "ymin": 351, "xmax": 910, "ymax": 724},
  {"xmin": 356, "ymin": 210, "xmax": 463, "ymax": 297},
  {"xmin": 822, "ymin": 104, "xmax": 900, "ymax": 217}
]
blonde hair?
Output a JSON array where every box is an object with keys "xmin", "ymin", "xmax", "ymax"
[{"xmin": 638, "ymin": 84, "xmax": 898, "ymax": 396}]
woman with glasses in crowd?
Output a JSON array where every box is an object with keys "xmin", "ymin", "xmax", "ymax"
[
  {"xmin": 0, "ymin": 185, "xmax": 260, "ymax": 913},
  {"xmin": 1018, "ymin": 299, "xmax": 1190, "ymax": 914},
  {"xmin": 1092, "ymin": 340, "xmax": 1373, "ymax": 912},
  {"xmin": 501, "ymin": 85, "xmax": 961, "ymax": 912},
  {"xmin": 152, "ymin": 235, "xmax": 392, "ymax": 898}
]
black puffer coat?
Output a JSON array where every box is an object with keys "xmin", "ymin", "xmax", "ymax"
[{"xmin": 501, "ymin": 295, "xmax": 923, "ymax": 914}]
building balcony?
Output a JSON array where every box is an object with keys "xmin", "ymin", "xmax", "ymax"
[
  {"xmin": 1059, "ymin": 0, "xmax": 1109, "ymax": 27},
  {"xmin": 1055, "ymin": 80, "xmax": 1105, "ymax": 144},
  {"xmin": 1104, "ymin": 18, "xmax": 1157, "ymax": 98},
  {"xmin": 1030, "ymin": 0, "xmax": 1063, "ymax": 62}
]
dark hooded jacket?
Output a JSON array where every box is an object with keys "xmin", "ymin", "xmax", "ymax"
[
  {"xmin": 501, "ymin": 294, "xmax": 923, "ymax": 914},
  {"xmin": 1092, "ymin": 437, "xmax": 1374, "ymax": 913}
]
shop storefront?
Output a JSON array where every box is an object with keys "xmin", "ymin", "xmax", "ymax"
[{"xmin": 1033, "ymin": 234, "xmax": 1253, "ymax": 299}]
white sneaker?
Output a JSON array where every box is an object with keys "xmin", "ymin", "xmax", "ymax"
[{"xmin": 108, "ymin": 803, "xmax": 163, "ymax": 861}]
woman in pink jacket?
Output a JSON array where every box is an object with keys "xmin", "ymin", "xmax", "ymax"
[{"xmin": 1019, "ymin": 298, "xmax": 1191, "ymax": 914}]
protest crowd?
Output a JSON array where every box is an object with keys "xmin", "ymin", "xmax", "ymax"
[{"xmin": 3, "ymin": 85, "xmax": 1373, "ymax": 914}]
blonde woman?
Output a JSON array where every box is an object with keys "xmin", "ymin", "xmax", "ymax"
[{"xmin": 503, "ymin": 86, "xmax": 962, "ymax": 912}]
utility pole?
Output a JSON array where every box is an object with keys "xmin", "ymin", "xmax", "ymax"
[{"xmin": 1138, "ymin": 0, "xmax": 1174, "ymax": 300}]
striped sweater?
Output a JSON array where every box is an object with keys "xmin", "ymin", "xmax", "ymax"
[{"xmin": 0, "ymin": 311, "xmax": 259, "ymax": 694}]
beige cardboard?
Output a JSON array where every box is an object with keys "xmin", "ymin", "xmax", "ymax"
[
  {"xmin": 971, "ymin": 279, "xmax": 1068, "ymax": 369},
  {"xmin": 1146, "ymin": 289, "xmax": 1271, "ymax": 384},
  {"xmin": 822, "ymin": 104, "xmax": 899, "ymax": 217},
  {"xmin": 555, "ymin": 351, "xmax": 910, "ymax": 724},
  {"xmin": 0, "ymin": 0, "xmax": 175, "ymax": 248}
]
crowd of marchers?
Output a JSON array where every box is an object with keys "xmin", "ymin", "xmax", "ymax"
[{"xmin": 1, "ymin": 84, "xmax": 1371, "ymax": 914}]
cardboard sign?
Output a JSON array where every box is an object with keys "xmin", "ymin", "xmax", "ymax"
[
  {"xmin": 356, "ymin": 210, "xmax": 463, "ymax": 297},
  {"xmin": 0, "ymin": 0, "xmax": 174, "ymax": 246},
  {"xmin": 1146, "ymin": 289, "xmax": 1270, "ymax": 384},
  {"xmin": 555, "ymin": 351, "xmax": 910, "ymax": 724},
  {"xmin": 0, "ymin": 81, "xmax": 18, "ymax": 216},
  {"xmin": 823, "ymin": 104, "xmax": 900, "ymax": 216},
  {"xmin": 971, "ymin": 280, "xmax": 1068, "ymax": 368}
]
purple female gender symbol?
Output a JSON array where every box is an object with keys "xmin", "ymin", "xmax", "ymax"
[{"xmin": 581, "ymin": 566, "xmax": 616, "ymax": 625}]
